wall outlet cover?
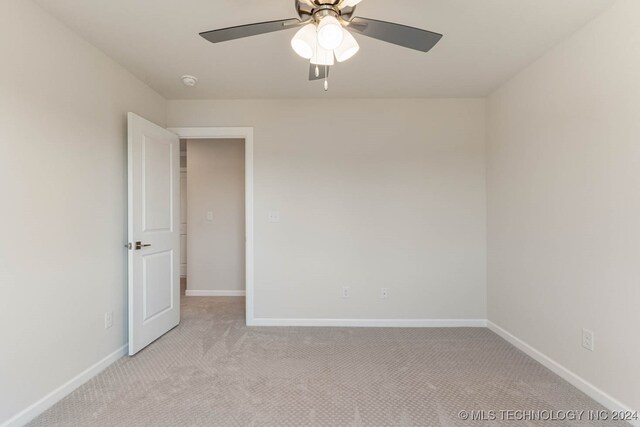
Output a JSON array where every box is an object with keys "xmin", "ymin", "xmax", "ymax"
[
  {"xmin": 582, "ymin": 328, "xmax": 594, "ymax": 351},
  {"xmin": 104, "ymin": 311, "xmax": 113, "ymax": 329},
  {"xmin": 342, "ymin": 286, "xmax": 351, "ymax": 298}
]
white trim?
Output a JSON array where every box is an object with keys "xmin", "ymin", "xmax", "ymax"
[
  {"xmin": 488, "ymin": 321, "xmax": 639, "ymax": 427},
  {"xmin": 1, "ymin": 345, "xmax": 128, "ymax": 427},
  {"xmin": 185, "ymin": 290, "xmax": 246, "ymax": 297},
  {"xmin": 249, "ymin": 318, "xmax": 487, "ymax": 328},
  {"xmin": 168, "ymin": 127, "xmax": 254, "ymax": 326}
]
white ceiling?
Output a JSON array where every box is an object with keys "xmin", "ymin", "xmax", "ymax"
[{"xmin": 33, "ymin": 0, "xmax": 614, "ymax": 99}]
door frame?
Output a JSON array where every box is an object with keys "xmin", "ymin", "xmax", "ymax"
[{"xmin": 167, "ymin": 127, "xmax": 254, "ymax": 325}]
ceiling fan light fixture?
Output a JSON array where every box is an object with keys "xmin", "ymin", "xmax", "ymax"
[
  {"xmin": 317, "ymin": 16, "xmax": 344, "ymax": 50},
  {"xmin": 334, "ymin": 30, "xmax": 359, "ymax": 62},
  {"xmin": 200, "ymin": 0, "xmax": 444, "ymax": 90},
  {"xmin": 310, "ymin": 45, "xmax": 334, "ymax": 66},
  {"xmin": 291, "ymin": 24, "xmax": 317, "ymax": 59}
]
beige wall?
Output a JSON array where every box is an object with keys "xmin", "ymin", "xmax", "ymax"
[
  {"xmin": 0, "ymin": 0, "xmax": 166, "ymax": 423},
  {"xmin": 186, "ymin": 139, "xmax": 245, "ymax": 293},
  {"xmin": 168, "ymin": 99, "xmax": 487, "ymax": 320},
  {"xmin": 487, "ymin": 0, "xmax": 640, "ymax": 412}
]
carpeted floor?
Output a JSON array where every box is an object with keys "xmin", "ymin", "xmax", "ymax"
[{"xmin": 29, "ymin": 296, "xmax": 626, "ymax": 426}]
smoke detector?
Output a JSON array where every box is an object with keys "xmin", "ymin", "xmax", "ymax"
[{"xmin": 181, "ymin": 75, "xmax": 198, "ymax": 87}]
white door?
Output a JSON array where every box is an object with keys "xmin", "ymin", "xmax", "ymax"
[{"xmin": 127, "ymin": 113, "xmax": 180, "ymax": 355}]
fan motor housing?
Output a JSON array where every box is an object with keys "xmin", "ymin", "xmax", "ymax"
[{"xmin": 295, "ymin": 0, "xmax": 356, "ymax": 23}]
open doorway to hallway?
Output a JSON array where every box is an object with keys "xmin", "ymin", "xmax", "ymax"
[{"xmin": 180, "ymin": 138, "xmax": 246, "ymax": 298}]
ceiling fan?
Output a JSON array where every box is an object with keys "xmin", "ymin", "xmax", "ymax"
[{"xmin": 200, "ymin": 0, "xmax": 443, "ymax": 90}]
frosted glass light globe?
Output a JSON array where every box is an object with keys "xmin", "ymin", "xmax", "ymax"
[
  {"xmin": 317, "ymin": 16, "xmax": 344, "ymax": 50},
  {"xmin": 310, "ymin": 45, "xmax": 335, "ymax": 66},
  {"xmin": 291, "ymin": 24, "xmax": 317, "ymax": 59},
  {"xmin": 334, "ymin": 30, "xmax": 359, "ymax": 62}
]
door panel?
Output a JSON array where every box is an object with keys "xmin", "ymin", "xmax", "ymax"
[
  {"xmin": 128, "ymin": 113, "xmax": 180, "ymax": 355},
  {"xmin": 143, "ymin": 137, "xmax": 173, "ymax": 232},
  {"xmin": 142, "ymin": 250, "xmax": 174, "ymax": 322}
]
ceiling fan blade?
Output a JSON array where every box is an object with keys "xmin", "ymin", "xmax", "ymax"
[
  {"xmin": 340, "ymin": 0, "xmax": 364, "ymax": 8},
  {"xmin": 200, "ymin": 19, "xmax": 303, "ymax": 44},
  {"xmin": 309, "ymin": 64, "xmax": 329, "ymax": 81},
  {"xmin": 348, "ymin": 17, "xmax": 442, "ymax": 52}
]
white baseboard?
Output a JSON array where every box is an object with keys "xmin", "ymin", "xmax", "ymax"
[
  {"xmin": 1, "ymin": 345, "xmax": 128, "ymax": 427},
  {"xmin": 185, "ymin": 290, "xmax": 246, "ymax": 297},
  {"xmin": 488, "ymin": 321, "xmax": 639, "ymax": 427},
  {"xmin": 249, "ymin": 318, "xmax": 487, "ymax": 327}
]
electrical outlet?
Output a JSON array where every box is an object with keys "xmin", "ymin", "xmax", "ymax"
[
  {"xmin": 582, "ymin": 328, "xmax": 594, "ymax": 351},
  {"xmin": 104, "ymin": 311, "xmax": 113, "ymax": 329},
  {"xmin": 380, "ymin": 288, "xmax": 389, "ymax": 299},
  {"xmin": 342, "ymin": 286, "xmax": 351, "ymax": 299}
]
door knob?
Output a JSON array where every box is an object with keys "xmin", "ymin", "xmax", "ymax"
[{"xmin": 135, "ymin": 241, "xmax": 151, "ymax": 250}]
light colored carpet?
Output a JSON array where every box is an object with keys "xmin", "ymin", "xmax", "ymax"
[{"xmin": 29, "ymin": 297, "xmax": 625, "ymax": 426}]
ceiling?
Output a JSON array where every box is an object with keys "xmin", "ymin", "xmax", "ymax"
[{"xmin": 33, "ymin": 0, "xmax": 614, "ymax": 99}]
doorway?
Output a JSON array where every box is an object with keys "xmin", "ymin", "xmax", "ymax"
[
  {"xmin": 170, "ymin": 127, "xmax": 254, "ymax": 324},
  {"xmin": 181, "ymin": 138, "xmax": 246, "ymax": 296}
]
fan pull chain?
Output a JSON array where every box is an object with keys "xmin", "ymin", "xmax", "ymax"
[
  {"xmin": 315, "ymin": 65, "xmax": 320, "ymax": 78},
  {"xmin": 324, "ymin": 65, "xmax": 329, "ymax": 91}
]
